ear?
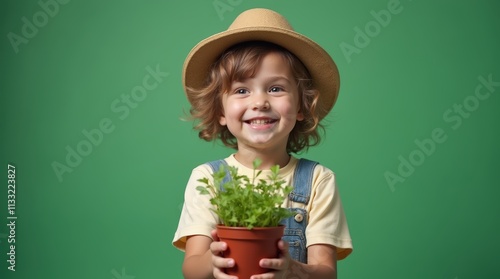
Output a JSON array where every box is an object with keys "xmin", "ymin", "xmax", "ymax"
[
  {"xmin": 219, "ymin": 115, "xmax": 227, "ymax": 126},
  {"xmin": 296, "ymin": 111, "xmax": 304, "ymax": 121}
]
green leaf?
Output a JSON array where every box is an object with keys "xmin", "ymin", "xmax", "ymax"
[
  {"xmin": 196, "ymin": 186, "xmax": 209, "ymax": 195},
  {"xmin": 253, "ymin": 158, "xmax": 262, "ymax": 169},
  {"xmin": 196, "ymin": 158, "xmax": 293, "ymax": 228}
]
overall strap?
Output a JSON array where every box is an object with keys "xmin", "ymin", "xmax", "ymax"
[
  {"xmin": 289, "ymin": 158, "xmax": 318, "ymax": 204},
  {"xmin": 206, "ymin": 159, "xmax": 231, "ymax": 188}
]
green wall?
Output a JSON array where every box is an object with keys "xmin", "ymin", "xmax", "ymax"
[{"xmin": 1, "ymin": 0, "xmax": 499, "ymax": 278}]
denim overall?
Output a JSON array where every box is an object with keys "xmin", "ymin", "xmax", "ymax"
[{"xmin": 206, "ymin": 158, "xmax": 318, "ymax": 264}]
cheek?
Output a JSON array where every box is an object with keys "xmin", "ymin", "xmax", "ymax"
[
  {"xmin": 219, "ymin": 98, "xmax": 241, "ymax": 125},
  {"xmin": 278, "ymin": 98, "xmax": 302, "ymax": 118},
  {"xmin": 223, "ymin": 101, "xmax": 245, "ymax": 117}
]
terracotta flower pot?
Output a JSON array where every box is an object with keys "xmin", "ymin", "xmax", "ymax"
[{"xmin": 217, "ymin": 224, "xmax": 285, "ymax": 279}]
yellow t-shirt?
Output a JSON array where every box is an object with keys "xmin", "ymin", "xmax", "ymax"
[{"xmin": 172, "ymin": 155, "xmax": 353, "ymax": 260}]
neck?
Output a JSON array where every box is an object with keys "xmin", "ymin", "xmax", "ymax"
[{"xmin": 234, "ymin": 147, "xmax": 290, "ymax": 169}]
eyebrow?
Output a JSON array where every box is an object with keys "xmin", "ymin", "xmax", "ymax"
[
  {"xmin": 257, "ymin": 76, "xmax": 294, "ymax": 86},
  {"xmin": 230, "ymin": 76, "xmax": 294, "ymax": 88}
]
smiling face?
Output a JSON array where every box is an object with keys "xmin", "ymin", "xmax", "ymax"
[{"xmin": 219, "ymin": 52, "xmax": 304, "ymax": 154}]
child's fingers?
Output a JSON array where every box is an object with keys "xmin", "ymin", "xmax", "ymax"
[
  {"xmin": 258, "ymin": 258, "xmax": 286, "ymax": 270},
  {"xmin": 212, "ymin": 256, "xmax": 235, "ymax": 270},
  {"xmin": 210, "ymin": 241, "xmax": 236, "ymax": 278},
  {"xmin": 213, "ymin": 264, "xmax": 237, "ymax": 279},
  {"xmin": 277, "ymin": 239, "xmax": 289, "ymax": 255},
  {"xmin": 211, "ymin": 229, "xmax": 220, "ymax": 241},
  {"xmin": 258, "ymin": 240, "xmax": 291, "ymax": 270},
  {"xmin": 210, "ymin": 230, "xmax": 237, "ymax": 278},
  {"xmin": 209, "ymin": 229, "xmax": 225, "ymax": 257},
  {"xmin": 211, "ymin": 251, "xmax": 236, "ymax": 279},
  {"xmin": 210, "ymin": 240, "xmax": 227, "ymax": 255}
]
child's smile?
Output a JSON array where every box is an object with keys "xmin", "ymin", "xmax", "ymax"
[
  {"xmin": 219, "ymin": 52, "xmax": 304, "ymax": 153},
  {"xmin": 244, "ymin": 117, "xmax": 278, "ymax": 130}
]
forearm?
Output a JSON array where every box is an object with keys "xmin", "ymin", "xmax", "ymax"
[
  {"xmin": 285, "ymin": 260, "xmax": 336, "ymax": 279},
  {"xmin": 182, "ymin": 249, "xmax": 214, "ymax": 279}
]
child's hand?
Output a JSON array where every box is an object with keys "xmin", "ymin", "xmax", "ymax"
[
  {"xmin": 250, "ymin": 240, "xmax": 291, "ymax": 279},
  {"xmin": 210, "ymin": 229, "xmax": 238, "ymax": 279}
]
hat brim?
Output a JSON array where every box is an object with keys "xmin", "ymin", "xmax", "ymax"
[{"xmin": 183, "ymin": 26, "xmax": 340, "ymax": 120}]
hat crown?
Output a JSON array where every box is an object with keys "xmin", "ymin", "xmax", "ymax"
[{"xmin": 228, "ymin": 8, "xmax": 294, "ymax": 31}]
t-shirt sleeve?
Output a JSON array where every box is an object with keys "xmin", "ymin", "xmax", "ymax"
[
  {"xmin": 306, "ymin": 166, "xmax": 353, "ymax": 260},
  {"xmin": 172, "ymin": 165, "xmax": 219, "ymax": 251}
]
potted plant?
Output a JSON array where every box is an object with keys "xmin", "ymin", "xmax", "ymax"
[{"xmin": 196, "ymin": 158, "xmax": 293, "ymax": 278}]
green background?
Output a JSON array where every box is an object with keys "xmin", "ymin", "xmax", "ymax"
[{"xmin": 1, "ymin": 0, "xmax": 499, "ymax": 278}]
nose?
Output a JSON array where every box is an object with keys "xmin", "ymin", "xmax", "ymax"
[{"xmin": 251, "ymin": 93, "xmax": 270, "ymax": 110}]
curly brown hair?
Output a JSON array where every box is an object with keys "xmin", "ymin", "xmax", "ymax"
[{"xmin": 186, "ymin": 41, "xmax": 325, "ymax": 153}]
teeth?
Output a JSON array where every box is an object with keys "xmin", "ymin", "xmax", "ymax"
[{"xmin": 250, "ymin": 119, "xmax": 273, "ymax": 125}]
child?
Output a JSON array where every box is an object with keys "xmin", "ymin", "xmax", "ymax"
[{"xmin": 173, "ymin": 8, "xmax": 353, "ymax": 279}]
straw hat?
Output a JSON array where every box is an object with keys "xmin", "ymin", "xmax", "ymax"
[{"xmin": 182, "ymin": 8, "xmax": 340, "ymax": 120}]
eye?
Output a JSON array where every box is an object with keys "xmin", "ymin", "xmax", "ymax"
[
  {"xmin": 234, "ymin": 88, "xmax": 249, "ymax": 94},
  {"xmin": 269, "ymin": 86, "xmax": 284, "ymax": 93}
]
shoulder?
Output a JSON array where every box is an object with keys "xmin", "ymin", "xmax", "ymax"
[
  {"xmin": 189, "ymin": 157, "xmax": 232, "ymax": 178},
  {"xmin": 293, "ymin": 157, "xmax": 335, "ymax": 177},
  {"xmin": 292, "ymin": 158, "xmax": 337, "ymax": 193},
  {"xmin": 191, "ymin": 161, "xmax": 218, "ymax": 174}
]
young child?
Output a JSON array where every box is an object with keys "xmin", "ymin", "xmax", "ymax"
[{"xmin": 173, "ymin": 8, "xmax": 353, "ymax": 279}]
